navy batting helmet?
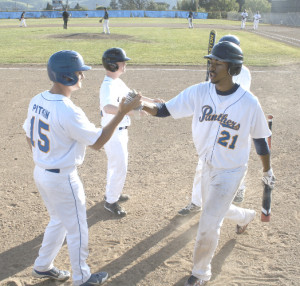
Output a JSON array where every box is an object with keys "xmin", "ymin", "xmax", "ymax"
[
  {"xmin": 204, "ymin": 41, "xmax": 243, "ymax": 76},
  {"xmin": 102, "ymin": 48, "xmax": 130, "ymax": 72},
  {"xmin": 218, "ymin": 34, "xmax": 240, "ymax": 46},
  {"xmin": 47, "ymin": 50, "xmax": 91, "ymax": 86}
]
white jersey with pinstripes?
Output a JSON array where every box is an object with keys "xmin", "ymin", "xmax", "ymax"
[
  {"xmin": 165, "ymin": 82, "xmax": 271, "ymax": 169},
  {"xmin": 23, "ymin": 91, "xmax": 102, "ymax": 169}
]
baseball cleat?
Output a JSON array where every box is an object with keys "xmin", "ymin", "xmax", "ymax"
[
  {"xmin": 184, "ymin": 275, "xmax": 208, "ymax": 285},
  {"xmin": 233, "ymin": 188, "xmax": 246, "ymax": 203},
  {"xmin": 178, "ymin": 203, "xmax": 201, "ymax": 216},
  {"xmin": 32, "ymin": 267, "xmax": 70, "ymax": 281},
  {"xmin": 104, "ymin": 202, "xmax": 127, "ymax": 217},
  {"xmin": 80, "ymin": 272, "xmax": 108, "ymax": 285},
  {"xmin": 236, "ymin": 210, "xmax": 256, "ymax": 234}
]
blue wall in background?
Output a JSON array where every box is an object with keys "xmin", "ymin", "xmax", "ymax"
[{"xmin": 0, "ymin": 10, "xmax": 208, "ymax": 19}]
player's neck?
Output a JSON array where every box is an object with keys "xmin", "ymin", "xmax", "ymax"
[
  {"xmin": 215, "ymin": 78, "xmax": 235, "ymax": 93},
  {"xmin": 50, "ymin": 83, "xmax": 72, "ymax": 98}
]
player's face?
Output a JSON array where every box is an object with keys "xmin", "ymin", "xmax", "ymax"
[
  {"xmin": 71, "ymin": 71, "xmax": 85, "ymax": 91},
  {"xmin": 209, "ymin": 59, "xmax": 230, "ymax": 84},
  {"xmin": 117, "ymin": 61, "xmax": 127, "ymax": 74}
]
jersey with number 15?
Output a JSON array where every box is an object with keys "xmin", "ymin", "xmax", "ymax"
[{"xmin": 23, "ymin": 91, "xmax": 102, "ymax": 169}]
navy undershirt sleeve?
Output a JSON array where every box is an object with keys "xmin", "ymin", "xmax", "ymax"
[
  {"xmin": 253, "ymin": 138, "xmax": 270, "ymax": 155},
  {"xmin": 155, "ymin": 103, "xmax": 171, "ymax": 118}
]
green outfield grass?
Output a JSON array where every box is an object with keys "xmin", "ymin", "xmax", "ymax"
[{"xmin": 0, "ymin": 18, "xmax": 299, "ymax": 66}]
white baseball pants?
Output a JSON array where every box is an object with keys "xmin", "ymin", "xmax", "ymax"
[
  {"xmin": 104, "ymin": 129, "xmax": 128, "ymax": 203},
  {"xmin": 103, "ymin": 19, "xmax": 110, "ymax": 34},
  {"xmin": 191, "ymin": 163, "xmax": 255, "ymax": 281},
  {"xmin": 33, "ymin": 165, "xmax": 91, "ymax": 286},
  {"xmin": 241, "ymin": 19, "xmax": 246, "ymax": 29},
  {"xmin": 191, "ymin": 159, "xmax": 246, "ymax": 207}
]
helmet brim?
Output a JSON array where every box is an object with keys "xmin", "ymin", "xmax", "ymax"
[{"xmin": 79, "ymin": 65, "xmax": 92, "ymax": 71}]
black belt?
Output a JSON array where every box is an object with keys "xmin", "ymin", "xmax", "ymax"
[
  {"xmin": 46, "ymin": 169, "xmax": 60, "ymax": 173},
  {"xmin": 119, "ymin": 126, "xmax": 128, "ymax": 130}
]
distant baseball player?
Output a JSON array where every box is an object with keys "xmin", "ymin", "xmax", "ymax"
[
  {"xmin": 188, "ymin": 10, "xmax": 194, "ymax": 29},
  {"xmin": 100, "ymin": 47, "xmax": 161, "ymax": 217},
  {"xmin": 253, "ymin": 11, "xmax": 261, "ymax": 30},
  {"xmin": 241, "ymin": 9, "xmax": 248, "ymax": 29},
  {"xmin": 23, "ymin": 50, "xmax": 141, "ymax": 285},
  {"xmin": 62, "ymin": 8, "xmax": 70, "ymax": 29},
  {"xmin": 142, "ymin": 41, "xmax": 275, "ymax": 285},
  {"xmin": 178, "ymin": 34, "xmax": 252, "ymax": 215},
  {"xmin": 100, "ymin": 7, "xmax": 110, "ymax": 34},
  {"xmin": 19, "ymin": 11, "xmax": 27, "ymax": 27}
]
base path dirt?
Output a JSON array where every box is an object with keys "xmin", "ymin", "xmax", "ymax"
[{"xmin": 0, "ymin": 62, "xmax": 299, "ymax": 285}]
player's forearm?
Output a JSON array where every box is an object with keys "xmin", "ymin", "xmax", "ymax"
[
  {"xmin": 91, "ymin": 111, "xmax": 126, "ymax": 150},
  {"xmin": 141, "ymin": 102, "xmax": 158, "ymax": 116}
]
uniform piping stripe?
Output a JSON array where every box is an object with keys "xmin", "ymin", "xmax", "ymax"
[{"xmin": 68, "ymin": 174, "xmax": 85, "ymax": 283}]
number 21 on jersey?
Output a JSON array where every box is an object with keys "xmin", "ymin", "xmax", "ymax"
[
  {"xmin": 217, "ymin": 130, "xmax": 238, "ymax": 149},
  {"xmin": 30, "ymin": 116, "xmax": 50, "ymax": 153}
]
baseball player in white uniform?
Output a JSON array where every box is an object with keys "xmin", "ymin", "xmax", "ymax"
[
  {"xmin": 241, "ymin": 9, "xmax": 248, "ymax": 29},
  {"xmin": 23, "ymin": 50, "xmax": 141, "ymax": 285},
  {"xmin": 253, "ymin": 11, "xmax": 261, "ymax": 30},
  {"xmin": 142, "ymin": 41, "xmax": 275, "ymax": 285},
  {"xmin": 179, "ymin": 35, "xmax": 252, "ymax": 215},
  {"xmin": 100, "ymin": 47, "xmax": 160, "ymax": 217}
]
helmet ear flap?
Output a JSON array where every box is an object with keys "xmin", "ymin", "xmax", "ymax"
[
  {"xmin": 107, "ymin": 63, "xmax": 119, "ymax": 72},
  {"xmin": 228, "ymin": 64, "xmax": 242, "ymax": 76}
]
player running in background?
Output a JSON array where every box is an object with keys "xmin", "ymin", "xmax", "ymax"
[
  {"xmin": 241, "ymin": 9, "xmax": 248, "ymax": 29},
  {"xmin": 142, "ymin": 41, "xmax": 275, "ymax": 285},
  {"xmin": 100, "ymin": 47, "xmax": 161, "ymax": 217},
  {"xmin": 178, "ymin": 34, "xmax": 252, "ymax": 215},
  {"xmin": 253, "ymin": 11, "xmax": 262, "ymax": 30},
  {"xmin": 23, "ymin": 50, "xmax": 141, "ymax": 285}
]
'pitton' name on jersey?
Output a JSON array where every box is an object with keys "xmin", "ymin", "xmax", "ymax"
[{"xmin": 199, "ymin": 105, "xmax": 240, "ymax": 130}]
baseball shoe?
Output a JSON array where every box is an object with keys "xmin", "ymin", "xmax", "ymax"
[
  {"xmin": 104, "ymin": 194, "xmax": 130, "ymax": 202},
  {"xmin": 184, "ymin": 275, "xmax": 208, "ymax": 285},
  {"xmin": 236, "ymin": 210, "xmax": 256, "ymax": 234},
  {"xmin": 233, "ymin": 188, "xmax": 246, "ymax": 203},
  {"xmin": 32, "ymin": 267, "xmax": 70, "ymax": 281},
  {"xmin": 104, "ymin": 202, "xmax": 126, "ymax": 217},
  {"xmin": 80, "ymin": 272, "xmax": 108, "ymax": 285},
  {"xmin": 178, "ymin": 202, "xmax": 201, "ymax": 216}
]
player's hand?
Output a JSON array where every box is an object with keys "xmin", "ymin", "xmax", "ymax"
[
  {"xmin": 262, "ymin": 168, "xmax": 275, "ymax": 189},
  {"xmin": 118, "ymin": 95, "xmax": 142, "ymax": 115}
]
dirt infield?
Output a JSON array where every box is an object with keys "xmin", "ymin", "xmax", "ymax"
[{"xmin": 0, "ymin": 62, "xmax": 299, "ymax": 286}]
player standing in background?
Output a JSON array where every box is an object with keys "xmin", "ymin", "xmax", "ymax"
[
  {"xmin": 142, "ymin": 41, "xmax": 275, "ymax": 285},
  {"xmin": 100, "ymin": 47, "xmax": 161, "ymax": 217},
  {"xmin": 62, "ymin": 8, "xmax": 70, "ymax": 29},
  {"xmin": 188, "ymin": 10, "xmax": 194, "ymax": 29},
  {"xmin": 178, "ymin": 34, "xmax": 252, "ymax": 215},
  {"xmin": 23, "ymin": 50, "xmax": 141, "ymax": 285},
  {"xmin": 19, "ymin": 11, "xmax": 27, "ymax": 27},
  {"xmin": 100, "ymin": 7, "xmax": 110, "ymax": 34},
  {"xmin": 241, "ymin": 9, "xmax": 248, "ymax": 29},
  {"xmin": 253, "ymin": 11, "xmax": 261, "ymax": 30}
]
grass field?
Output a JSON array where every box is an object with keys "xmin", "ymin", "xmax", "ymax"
[{"xmin": 0, "ymin": 18, "xmax": 299, "ymax": 66}]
